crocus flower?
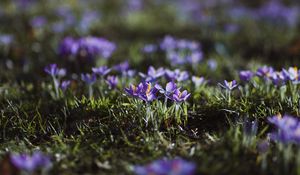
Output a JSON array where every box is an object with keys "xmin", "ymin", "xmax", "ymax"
[
  {"xmin": 165, "ymin": 69, "xmax": 189, "ymax": 82},
  {"xmin": 30, "ymin": 16, "xmax": 47, "ymax": 28},
  {"xmin": 81, "ymin": 73, "xmax": 97, "ymax": 85},
  {"xmin": 192, "ymin": 76, "xmax": 206, "ymax": 87},
  {"xmin": 58, "ymin": 37, "xmax": 76, "ymax": 57},
  {"xmin": 256, "ymin": 66, "xmax": 274, "ymax": 79},
  {"xmin": 219, "ymin": 80, "xmax": 238, "ymax": 91},
  {"xmin": 171, "ymin": 88, "xmax": 191, "ymax": 103},
  {"xmin": 44, "ymin": 64, "xmax": 66, "ymax": 77},
  {"xmin": 106, "ymin": 76, "xmax": 118, "ymax": 89},
  {"xmin": 143, "ymin": 44, "xmax": 157, "ymax": 53},
  {"xmin": 282, "ymin": 67, "xmax": 300, "ymax": 83},
  {"xmin": 125, "ymin": 83, "xmax": 143, "ymax": 98},
  {"xmin": 139, "ymin": 66, "xmax": 165, "ymax": 82},
  {"xmin": 10, "ymin": 152, "xmax": 51, "ymax": 172},
  {"xmin": 268, "ymin": 114, "xmax": 300, "ymax": 144},
  {"xmin": 155, "ymin": 81, "xmax": 177, "ymax": 97},
  {"xmin": 125, "ymin": 82, "xmax": 158, "ymax": 102},
  {"xmin": 269, "ymin": 71, "xmax": 287, "ymax": 86},
  {"xmin": 60, "ymin": 80, "xmax": 71, "ymax": 91},
  {"xmin": 239, "ymin": 70, "xmax": 254, "ymax": 82},
  {"xmin": 139, "ymin": 83, "xmax": 158, "ymax": 102},
  {"xmin": 58, "ymin": 36, "xmax": 116, "ymax": 60},
  {"xmin": 114, "ymin": 61, "xmax": 130, "ymax": 72},
  {"xmin": 92, "ymin": 66, "xmax": 111, "ymax": 76},
  {"xmin": 133, "ymin": 158, "xmax": 196, "ymax": 175}
]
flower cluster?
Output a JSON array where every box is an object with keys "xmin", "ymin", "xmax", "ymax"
[
  {"xmin": 44, "ymin": 64, "xmax": 71, "ymax": 95},
  {"xmin": 58, "ymin": 36, "xmax": 116, "ymax": 61},
  {"xmin": 268, "ymin": 114, "xmax": 300, "ymax": 144},
  {"xmin": 160, "ymin": 35, "xmax": 203, "ymax": 66},
  {"xmin": 133, "ymin": 158, "xmax": 196, "ymax": 175},
  {"xmin": 125, "ymin": 82, "xmax": 158, "ymax": 103},
  {"xmin": 10, "ymin": 151, "xmax": 51, "ymax": 172},
  {"xmin": 139, "ymin": 66, "xmax": 190, "ymax": 83},
  {"xmin": 239, "ymin": 66, "xmax": 300, "ymax": 86},
  {"xmin": 156, "ymin": 82, "xmax": 190, "ymax": 103},
  {"xmin": 256, "ymin": 0, "xmax": 299, "ymax": 27}
]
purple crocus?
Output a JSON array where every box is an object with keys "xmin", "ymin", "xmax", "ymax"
[
  {"xmin": 268, "ymin": 114, "xmax": 300, "ymax": 144},
  {"xmin": 256, "ymin": 66, "xmax": 274, "ymax": 80},
  {"xmin": 192, "ymin": 76, "xmax": 206, "ymax": 87},
  {"xmin": 106, "ymin": 76, "xmax": 118, "ymax": 89},
  {"xmin": 10, "ymin": 151, "xmax": 51, "ymax": 172},
  {"xmin": 92, "ymin": 66, "xmax": 111, "ymax": 76},
  {"xmin": 125, "ymin": 83, "xmax": 143, "ymax": 98},
  {"xmin": 139, "ymin": 66, "xmax": 165, "ymax": 82},
  {"xmin": 143, "ymin": 44, "xmax": 157, "ymax": 53},
  {"xmin": 282, "ymin": 67, "xmax": 300, "ymax": 83},
  {"xmin": 125, "ymin": 82, "xmax": 158, "ymax": 102},
  {"xmin": 219, "ymin": 80, "xmax": 238, "ymax": 91},
  {"xmin": 60, "ymin": 80, "xmax": 71, "ymax": 91},
  {"xmin": 239, "ymin": 70, "xmax": 254, "ymax": 82},
  {"xmin": 114, "ymin": 61, "xmax": 130, "ymax": 72},
  {"xmin": 44, "ymin": 64, "xmax": 66, "ymax": 77},
  {"xmin": 81, "ymin": 73, "xmax": 97, "ymax": 85},
  {"xmin": 165, "ymin": 69, "xmax": 189, "ymax": 82},
  {"xmin": 155, "ymin": 81, "xmax": 177, "ymax": 97},
  {"xmin": 30, "ymin": 16, "xmax": 47, "ymax": 28},
  {"xmin": 58, "ymin": 37, "xmax": 76, "ymax": 57},
  {"xmin": 171, "ymin": 88, "xmax": 191, "ymax": 103},
  {"xmin": 269, "ymin": 71, "xmax": 287, "ymax": 86},
  {"xmin": 133, "ymin": 158, "xmax": 196, "ymax": 175},
  {"xmin": 58, "ymin": 36, "xmax": 116, "ymax": 60}
]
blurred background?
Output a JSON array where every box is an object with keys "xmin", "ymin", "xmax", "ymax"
[{"xmin": 0, "ymin": 0, "xmax": 300, "ymax": 82}]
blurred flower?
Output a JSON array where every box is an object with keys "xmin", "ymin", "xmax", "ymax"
[
  {"xmin": 160, "ymin": 36, "xmax": 203, "ymax": 65},
  {"xmin": 219, "ymin": 80, "xmax": 238, "ymax": 91},
  {"xmin": 139, "ymin": 66, "xmax": 165, "ymax": 82},
  {"xmin": 256, "ymin": 66, "xmax": 274, "ymax": 79},
  {"xmin": 133, "ymin": 158, "xmax": 196, "ymax": 175},
  {"xmin": 123, "ymin": 69, "xmax": 136, "ymax": 78},
  {"xmin": 165, "ymin": 69, "xmax": 189, "ymax": 82},
  {"xmin": 257, "ymin": 140, "xmax": 270, "ymax": 153},
  {"xmin": 81, "ymin": 73, "xmax": 97, "ymax": 85},
  {"xmin": 269, "ymin": 71, "xmax": 287, "ymax": 86},
  {"xmin": 282, "ymin": 67, "xmax": 300, "ymax": 83},
  {"xmin": 44, "ymin": 64, "xmax": 66, "ymax": 77},
  {"xmin": 106, "ymin": 76, "xmax": 118, "ymax": 89},
  {"xmin": 207, "ymin": 59, "xmax": 218, "ymax": 71},
  {"xmin": 268, "ymin": 114, "xmax": 300, "ymax": 144},
  {"xmin": 114, "ymin": 61, "xmax": 130, "ymax": 72},
  {"xmin": 58, "ymin": 37, "xmax": 76, "ymax": 57},
  {"xmin": 239, "ymin": 70, "xmax": 254, "ymax": 82},
  {"xmin": 92, "ymin": 66, "xmax": 111, "ymax": 76},
  {"xmin": 30, "ymin": 16, "xmax": 47, "ymax": 28},
  {"xmin": 257, "ymin": 0, "xmax": 299, "ymax": 27},
  {"xmin": 0, "ymin": 34, "xmax": 14, "ymax": 45},
  {"xmin": 192, "ymin": 76, "xmax": 206, "ymax": 87},
  {"xmin": 143, "ymin": 44, "xmax": 157, "ymax": 53},
  {"xmin": 58, "ymin": 36, "xmax": 116, "ymax": 60},
  {"xmin": 79, "ymin": 11, "xmax": 100, "ymax": 33},
  {"xmin": 60, "ymin": 80, "xmax": 71, "ymax": 91},
  {"xmin": 10, "ymin": 151, "xmax": 51, "ymax": 172}
]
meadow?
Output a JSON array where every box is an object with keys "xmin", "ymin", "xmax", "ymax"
[{"xmin": 1, "ymin": 0, "xmax": 300, "ymax": 174}]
